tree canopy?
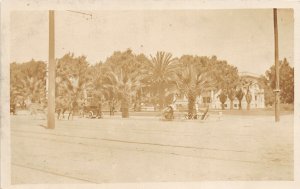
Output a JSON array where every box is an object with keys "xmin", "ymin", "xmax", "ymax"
[
  {"xmin": 263, "ymin": 58, "xmax": 294, "ymax": 104},
  {"xmin": 10, "ymin": 49, "xmax": 294, "ymax": 117}
]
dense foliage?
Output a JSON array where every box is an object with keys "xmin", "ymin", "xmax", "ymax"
[
  {"xmin": 10, "ymin": 60, "xmax": 47, "ymax": 106},
  {"xmin": 262, "ymin": 58, "xmax": 294, "ymax": 104},
  {"xmin": 10, "ymin": 49, "xmax": 294, "ymax": 117}
]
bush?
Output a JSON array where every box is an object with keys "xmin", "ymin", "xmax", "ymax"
[
  {"xmin": 266, "ymin": 103, "xmax": 294, "ymax": 111},
  {"xmin": 280, "ymin": 103, "xmax": 294, "ymax": 111}
]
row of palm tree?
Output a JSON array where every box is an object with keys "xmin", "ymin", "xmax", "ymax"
[
  {"xmin": 10, "ymin": 61, "xmax": 47, "ymax": 107},
  {"xmin": 49, "ymin": 51, "xmax": 215, "ymax": 118},
  {"xmin": 11, "ymin": 50, "xmax": 256, "ymax": 118}
]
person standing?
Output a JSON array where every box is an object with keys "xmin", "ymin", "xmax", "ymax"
[
  {"xmin": 112, "ymin": 103, "xmax": 115, "ymax": 116},
  {"xmin": 109, "ymin": 101, "xmax": 112, "ymax": 116},
  {"xmin": 97, "ymin": 101, "xmax": 103, "ymax": 118}
]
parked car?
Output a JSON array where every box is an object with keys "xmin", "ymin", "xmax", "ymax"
[{"xmin": 83, "ymin": 105, "xmax": 103, "ymax": 119}]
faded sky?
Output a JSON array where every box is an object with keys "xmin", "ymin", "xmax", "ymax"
[{"xmin": 10, "ymin": 9, "xmax": 294, "ymax": 75}]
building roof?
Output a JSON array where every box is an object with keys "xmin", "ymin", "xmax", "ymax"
[{"xmin": 239, "ymin": 72, "xmax": 262, "ymax": 78}]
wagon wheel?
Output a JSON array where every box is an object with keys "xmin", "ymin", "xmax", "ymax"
[{"xmin": 88, "ymin": 111, "xmax": 93, "ymax": 118}]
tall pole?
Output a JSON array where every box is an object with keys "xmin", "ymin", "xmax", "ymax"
[
  {"xmin": 273, "ymin": 8, "xmax": 280, "ymax": 122},
  {"xmin": 48, "ymin": 10, "xmax": 55, "ymax": 129}
]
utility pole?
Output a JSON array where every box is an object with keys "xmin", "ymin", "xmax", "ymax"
[
  {"xmin": 46, "ymin": 10, "xmax": 91, "ymax": 129},
  {"xmin": 48, "ymin": 10, "xmax": 55, "ymax": 129},
  {"xmin": 273, "ymin": 8, "xmax": 280, "ymax": 122}
]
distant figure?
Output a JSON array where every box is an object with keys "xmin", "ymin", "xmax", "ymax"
[
  {"xmin": 20, "ymin": 100, "xmax": 26, "ymax": 109},
  {"xmin": 79, "ymin": 102, "xmax": 85, "ymax": 118},
  {"xmin": 97, "ymin": 102, "xmax": 103, "ymax": 118},
  {"xmin": 201, "ymin": 106, "xmax": 210, "ymax": 120},
  {"xmin": 109, "ymin": 102, "xmax": 116, "ymax": 116},
  {"xmin": 10, "ymin": 103, "xmax": 16, "ymax": 115},
  {"xmin": 163, "ymin": 106, "xmax": 174, "ymax": 120},
  {"xmin": 67, "ymin": 100, "xmax": 77, "ymax": 120},
  {"xmin": 109, "ymin": 102, "xmax": 112, "ymax": 116}
]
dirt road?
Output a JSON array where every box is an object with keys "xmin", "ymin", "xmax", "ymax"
[{"xmin": 11, "ymin": 114, "xmax": 293, "ymax": 184}]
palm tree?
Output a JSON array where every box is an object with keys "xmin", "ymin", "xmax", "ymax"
[
  {"xmin": 175, "ymin": 63, "xmax": 213, "ymax": 118},
  {"xmin": 236, "ymin": 88, "xmax": 244, "ymax": 110},
  {"xmin": 10, "ymin": 60, "xmax": 47, "ymax": 106},
  {"xmin": 55, "ymin": 75, "xmax": 80, "ymax": 115},
  {"xmin": 145, "ymin": 51, "xmax": 178, "ymax": 110},
  {"xmin": 245, "ymin": 82, "xmax": 253, "ymax": 110},
  {"xmin": 104, "ymin": 66, "xmax": 144, "ymax": 118},
  {"xmin": 56, "ymin": 54, "xmax": 90, "ymax": 112},
  {"xmin": 219, "ymin": 91, "xmax": 227, "ymax": 110},
  {"xmin": 245, "ymin": 91, "xmax": 252, "ymax": 110},
  {"xmin": 21, "ymin": 76, "xmax": 46, "ymax": 103},
  {"xmin": 239, "ymin": 78, "xmax": 254, "ymax": 111},
  {"xmin": 228, "ymin": 89, "xmax": 236, "ymax": 110},
  {"xmin": 88, "ymin": 63, "xmax": 108, "ymax": 105}
]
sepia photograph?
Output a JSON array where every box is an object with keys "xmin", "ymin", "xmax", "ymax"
[{"xmin": 1, "ymin": 0, "xmax": 299, "ymax": 188}]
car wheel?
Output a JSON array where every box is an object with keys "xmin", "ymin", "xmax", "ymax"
[{"xmin": 89, "ymin": 111, "xmax": 93, "ymax": 118}]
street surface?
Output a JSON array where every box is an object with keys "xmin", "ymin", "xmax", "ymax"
[{"xmin": 11, "ymin": 113, "xmax": 293, "ymax": 184}]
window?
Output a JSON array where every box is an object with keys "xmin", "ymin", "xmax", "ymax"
[
  {"xmin": 208, "ymin": 97, "xmax": 211, "ymax": 103},
  {"xmin": 203, "ymin": 97, "xmax": 211, "ymax": 103},
  {"xmin": 234, "ymin": 104, "xmax": 237, "ymax": 108}
]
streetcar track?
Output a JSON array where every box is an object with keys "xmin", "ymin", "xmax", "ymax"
[
  {"xmin": 11, "ymin": 124, "xmax": 263, "ymax": 147},
  {"xmin": 12, "ymin": 132, "xmax": 292, "ymax": 167},
  {"xmin": 12, "ymin": 163, "xmax": 96, "ymax": 183},
  {"xmin": 11, "ymin": 119, "xmax": 260, "ymax": 139},
  {"xmin": 12, "ymin": 129, "xmax": 250, "ymax": 153}
]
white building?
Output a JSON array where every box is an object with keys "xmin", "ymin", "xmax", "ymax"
[{"xmin": 174, "ymin": 72, "xmax": 265, "ymax": 110}]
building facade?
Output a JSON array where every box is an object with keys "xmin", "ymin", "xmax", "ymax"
[{"xmin": 173, "ymin": 72, "xmax": 265, "ymax": 110}]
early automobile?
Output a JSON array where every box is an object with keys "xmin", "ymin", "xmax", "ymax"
[{"xmin": 82, "ymin": 105, "xmax": 103, "ymax": 119}]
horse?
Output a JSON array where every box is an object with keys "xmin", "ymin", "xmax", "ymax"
[
  {"xmin": 56, "ymin": 97, "xmax": 67, "ymax": 119},
  {"xmin": 56, "ymin": 98, "xmax": 78, "ymax": 120}
]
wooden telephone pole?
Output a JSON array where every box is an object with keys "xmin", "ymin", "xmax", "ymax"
[
  {"xmin": 273, "ymin": 8, "xmax": 280, "ymax": 122},
  {"xmin": 46, "ymin": 10, "xmax": 91, "ymax": 129},
  {"xmin": 48, "ymin": 10, "xmax": 55, "ymax": 129}
]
